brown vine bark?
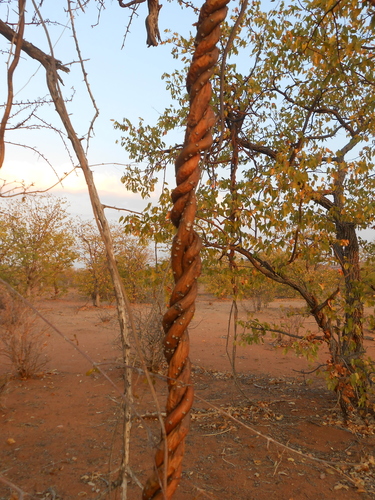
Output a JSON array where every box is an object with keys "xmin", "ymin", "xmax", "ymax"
[{"xmin": 142, "ymin": 0, "xmax": 229, "ymax": 499}]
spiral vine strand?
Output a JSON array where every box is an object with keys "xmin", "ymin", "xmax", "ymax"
[{"xmin": 142, "ymin": 1, "xmax": 229, "ymax": 499}]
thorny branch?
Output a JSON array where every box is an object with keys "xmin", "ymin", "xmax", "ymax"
[
  {"xmin": 0, "ymin": 19, "xmax": 70, "ymax": 74},
  {"xmin": 0, "ymin": 166, "xmax": 77, "ymax": 198}
]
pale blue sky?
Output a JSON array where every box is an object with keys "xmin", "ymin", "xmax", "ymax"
[{"xmin": 1, "ymin": 0, "xmax": 200, "ymax": 221}]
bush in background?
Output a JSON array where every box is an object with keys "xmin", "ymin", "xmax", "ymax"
[{"xmin": 0, "ymin": 288, "xmax": 49, "ymax": 378}]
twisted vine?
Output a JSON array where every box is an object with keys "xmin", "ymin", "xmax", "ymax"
[{"xmin": 142, "ymin": 0, "xmax": 229, "ymax": 498}]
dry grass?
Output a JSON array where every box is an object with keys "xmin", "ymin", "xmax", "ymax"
[
  {"xmin": 132, "ymin": 301, "xmax": 166, "ymax": 374},
  {"xmin": 0, "ymin": 287, "xmax": 49, "ymax": 378}
]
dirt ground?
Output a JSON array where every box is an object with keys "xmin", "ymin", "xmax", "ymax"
[{"xmin": 1, "ymin": 290, "xmax": 375, "ymax": 500}]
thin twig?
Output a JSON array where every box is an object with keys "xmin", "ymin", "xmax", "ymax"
[
  {"xmin": 0, "ymin": 475, "xmax": 30, "ymax": 499},
  {"xmin": 194, "ymin": 393, "xmax": 363, "ymax": 487},
  {"xmin": 101, "ymin": 204, "xmax": 143, "ymax": 215},
  {"xmin": 218, "ymin": 0, "xmax": 249, "ymax": 147},
  {"xmin": 67, "ymin": 0, "xmax": 99, "ymax": 152}
]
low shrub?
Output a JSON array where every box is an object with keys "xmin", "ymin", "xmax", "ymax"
[{"xmin": 0, "ymin": 288, "xmax": 49, "ymax": 378}]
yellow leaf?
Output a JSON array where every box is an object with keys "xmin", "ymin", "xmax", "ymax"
[
  {"xmin": 333, "ymin": 483, "xmax": 349, "ymax": 490},
  {"xmin": 86, "ymin": 366, "xmax": 99, "ymax": 376}
]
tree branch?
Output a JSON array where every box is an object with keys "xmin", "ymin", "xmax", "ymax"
[
  {"xmin": 310, "ymin": 191, "xmax": 334, "ymax": 210},
  {"xmin": 219, "ymin": 0, "xmax": 249, "ymax": 143},
  {"xmin": 0, "ymin": 2, "xmax": 26, "ymax": 168},
  {"xmin": 101, "ymin": 204, "xmax": 143, "ymax": 215},
  {"xmin": 273, "ymin": 83, "xmax": 356, "ymax": 136},
  {"xmin": 118, "ymin": 0, "xmax": 145, "ymax": 7},
  {"xmin": 237, "ymin": 138, "xmax": 277, "ymax": 159},
  {"xmin": 0, "ymin": 19, "xmax": 70, "ymax": 74},
  {"xmin": 246, "ymin": 322, "xmax": 324, "ymax": 341},
  {"xmin": 311, "ymin": 287, "xmax": 340, "ymax": 315}
]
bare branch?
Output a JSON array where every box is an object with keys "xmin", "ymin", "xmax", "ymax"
[
  {"xmin": 237, "ymin": 138, "xmax": 277, "ymax": 159},
  {"xmin": 307, "ymin": 126, "xmax": 342, "ymax": 141},
  {"xmin": 273, "ymin": 83, "xmax": 356, "ymax": 136},
  {"xmin": 246, "ymin": 322, "xmax": 324, "ymax": 341},
  {"xmin": 101, "ymin": 204, "xmax": 143, "ymax": 215},
  {"xmin": 4, "ymin": 140, "xmax": 53, "ymax": 168},
  {"xmin": 0, "ymin": 475, "xmax": 28, "ymax": 500},
  {"xmin": 0, "ymin": 19, "xmax": 70, "ymax": 74},
  {"xmin": 67, "ymin": 0, "xmax": 99, "ymax": 152},
  {"xmin": 118, "ymin": 0, "xmax": 146, "ymax": 7},
  {"xmin": 117, "ymin": 0, "xmax": 161, "ymax": 47},
  {"xmin": 0, "ymin": 1, "xmax": 26, "ymax": 168},
  {"xmin": 219, "ymin": 0, "xmax": 249, "ymax": 142},
  {"xmin": 293, "ymin": 363, "xmax": 327, "ymax": 374},
  {"xmin": 0, "ymin": 166, "xmax": 78, "ymax": 198}
]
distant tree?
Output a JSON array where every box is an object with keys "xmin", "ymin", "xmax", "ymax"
[
  {"xmin": 0, "ymin": 196, "xmax": 77, "ymax": 297},
  {"xmin": 75, "ymin": 221, "xmax": 152, "ymax": 306},
  {"xmin": 202, "ymin": 255, "xmax": 278, "ymax": 306},
  {"xmin": 74, "ymin": 221, "xmax": 111, "ymax": 307}
]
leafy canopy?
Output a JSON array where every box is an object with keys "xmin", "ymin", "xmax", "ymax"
[
  {"xmin": 0, "ymin": 195, "xmax": 77, "ymax": 296},
  {"xmin": 115, "ymin": 0, "xmax": 375, "ymax": 257}
]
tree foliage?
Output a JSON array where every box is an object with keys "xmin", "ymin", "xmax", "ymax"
[
  {"xmin": 75, "ymin": 221, "xmax": 153, "ymax": 306},
  {"xmin": 0, "ymin": 196, "xmax": 77, "ymax": 297},
  {"xmin": 115, "ymin": 0, "xmax": 375, "ymax": 414}
]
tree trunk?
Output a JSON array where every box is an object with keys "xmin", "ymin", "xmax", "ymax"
[
  {"xmin": 332, "ymin": 220, "xmax": 366, "ymax": 414},
  {"xmin": 92, "ymin": 290, "xmax": 101, "ymax": 308}
]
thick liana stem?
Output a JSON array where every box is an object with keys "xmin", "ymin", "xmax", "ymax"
[{"xmin": 142, "ymin": 1, "xmax": 229, "ymax": 499}]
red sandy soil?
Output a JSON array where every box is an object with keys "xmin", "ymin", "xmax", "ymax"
[{"xmin": 1, "ymin": 290, "xmax": 375, "ymax": 500}]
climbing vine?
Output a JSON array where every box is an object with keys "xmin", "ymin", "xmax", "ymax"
[{"xmin": 142, "ymin": 0, "xmax": 229, "ymax": 498}]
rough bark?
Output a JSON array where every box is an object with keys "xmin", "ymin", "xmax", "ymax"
[
  {"xmin": 142, "ymin": 1, "xmax": 229, "ymax": 498},
  {"xmin": 145, "ymin": 0, "xmax": 161, "ymax": 47}
]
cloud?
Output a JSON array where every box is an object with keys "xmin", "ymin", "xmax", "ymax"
[
  {"xmin": 1, "ymin": 158, "xmax": 134, "ymax": 197},
  {"xmin": 0, "ymin": 158, "xmax": 161, "ymax": 223}
]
